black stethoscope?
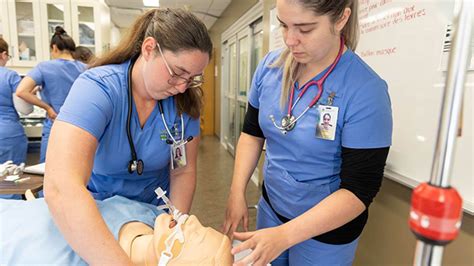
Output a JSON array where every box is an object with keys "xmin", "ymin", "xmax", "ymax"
[
  {"xmin": 270, "ymin": 36, "xmax": 344, "ymax": 134},
  {"xmin": 126, "ymin": 58, "xmax": 192, "ymax": 175}
]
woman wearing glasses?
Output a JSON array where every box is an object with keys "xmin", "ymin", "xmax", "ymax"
[
  {"xmin": 223, "ymin": 0, "xmax": 392, "ymax": 265},
  {"xmin": 44, "ymin": 8, "xmax": 211, "ymax": 264}
]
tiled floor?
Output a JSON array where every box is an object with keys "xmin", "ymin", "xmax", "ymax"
[
  {"xmin": 191, "ymin": 136, "xmax": 260, "ymax": 232},
  {"xmin": 25, "ymin": 136, "xmax": 260, "ymax": 232}
]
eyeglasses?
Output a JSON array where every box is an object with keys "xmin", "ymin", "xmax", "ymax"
[
  {"xmin": 1, "ymin": 51, "xmax": 11, "ymax": 59},
  {"xmin": 156, "ymin": 42, "xmax": 204, "ymax": 88}
]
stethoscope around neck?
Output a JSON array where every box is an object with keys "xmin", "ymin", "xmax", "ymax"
[
  {"xmin": 126, "ymin": 57, "xmax": 192, "ymax": 175},
  {"xmin": 270, "ymin": 36, "xmax": 344, "ymax": 135}
]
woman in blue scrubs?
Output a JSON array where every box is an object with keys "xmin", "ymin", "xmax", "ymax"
[
  {"xmin": 16, "ymin": 26, "xmax": 86, "ymax": 163},
  {"xmin": 223, "ymin": 0, "xmax": 392, "ymax": 265},
  {"xmin": 0, "ymin": 38, "xmax": 33, "ymax": 200},
  {"xmin": 0, "ymin": 38, "xmax": 29, "ymax": 165},
  {"xmin": 44, "ymin": 8, "xmax": 212, "ymax": 265}
]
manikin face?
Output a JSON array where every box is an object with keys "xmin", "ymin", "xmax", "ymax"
[
  {"xmin": 141, "ymin": 38, "xmax": 209, "ymax": 100},
  {"xmin": 149, "ymin": 213, "xmax": 233, "ymax": 265},
  {"xmin": 276, "ymin": 0, "xmax": 350, "ymax": 66}
]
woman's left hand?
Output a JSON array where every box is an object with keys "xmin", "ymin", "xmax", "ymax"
[{"xmin": 231, "ymin": 226, "xmax": 289, "ymax": 266}]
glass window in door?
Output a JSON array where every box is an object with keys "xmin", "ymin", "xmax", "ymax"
[
  {"xmin": 47, "ymin": 4, "xmax": 65, "ymax": 59},
  {"xmin": 77, "ymin": 6, "xmax": 95, "ymax": 54},
  {"xmin": 238, "ymin": 102, "xmax": 246, "ymax": 136},
  {"xmin": 229, "ymin": 42, "xmax": 237, "ymax": 98},
  {"xmin": 238, "ymin": 36, "xmax": 249, "ymax": 97},
  {"xmin": 228, "ymin": 99, "xmax": 236, "ymax": 149},
  {"xmin": 15, "ymin": 2, "xmax": 36, "ymax": 61},
  {"xmin": 251, "ymin": 29, "xmax": 263, "ymax": 75}
]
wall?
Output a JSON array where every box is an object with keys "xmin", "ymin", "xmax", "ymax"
[
  {"xmin": 355, "ymin": 178, "xmax": 474, "ymax": 265},
  {"xmin": 208, "ymin": 0, "xmax": 259, "ymax": 137},
  {"xmin": 200, "ymin": 49, "xmax": 215, "ymax": 136}
]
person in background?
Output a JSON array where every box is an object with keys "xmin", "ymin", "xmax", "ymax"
[
  {"xmin": 16, "ymin": 26, "xmax": 86, "ymax": 163},
  {"xmin": 0, "ymin": 37, "xmax": 33, "ymax": 199},
  {"xmin": 222, "ymin": 0, "xmax": 392, "ymax": 265},
  {"xmin": 73, "ymin": 45, "xmax": 95, "ymax": 64},
  {"xmin": 44, "ymin": 8, "xmax": 211, "ymax": 265}
]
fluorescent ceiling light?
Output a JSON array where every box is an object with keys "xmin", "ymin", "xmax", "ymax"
[{"xmin": 143, "ymin": 0, "xmax": 160, "ymax": 7}]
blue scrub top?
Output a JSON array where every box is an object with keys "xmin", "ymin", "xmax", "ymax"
[
  {"xmin": 249, "ymin": 49, "xmax": 392, "ymax": 219},
  {"xmin": 27, "ymin": 59, "xmax": 86, "ymax": 128},
  {"xmin": 0, "ymin": 67, "xmax": 24, "ymax": 139},
  {"xmin": 57, "ymin": 60, "xmax": 200, "ymax": 204}
]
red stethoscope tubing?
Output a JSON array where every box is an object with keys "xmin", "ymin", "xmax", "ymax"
[{"xmin": 286, "ymin": 36, "xmax": 345, "ymax": 116}]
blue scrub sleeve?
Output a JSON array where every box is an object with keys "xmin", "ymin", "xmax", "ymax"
[
  {"xmin": 184, "ymin": 115, "xmax": 200, "ymax": 138},
  {"xmin": 57, "ymin": 72, "xmax": 114, "ymax": 141},
  {"xmin": 248, "ymin": 52, "xmax": 277, "ymax": 109},
  {"xmin": 26, "ymin": 63, "xmax": 45, "ymax": 86},
  {"xmin": 342, "ymin": 78, "xmax": 392, "ymax": 148},
  {"xmin": 8, "ymin": 71, "xmax": 21, "ymax": 93}
]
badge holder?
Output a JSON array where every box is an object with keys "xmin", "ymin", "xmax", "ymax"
[
  {"xmin": 316, "ymin": 105, "xmax": 339, "ymax": 141},
  {"xmin": 170, "ymin": 141, "xmax": 187, "ymax": 170}
]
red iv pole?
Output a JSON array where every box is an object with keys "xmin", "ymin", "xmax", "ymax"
[{"xmin": 409, "ymin": 1, "xmax": 472, "ymax": 265}]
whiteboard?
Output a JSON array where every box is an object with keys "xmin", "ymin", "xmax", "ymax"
[{"xmin": 357, "ymin": 0, "xmax": 473, "ymax": 213}]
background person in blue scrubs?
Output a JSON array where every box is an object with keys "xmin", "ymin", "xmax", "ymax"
[
  {"xmin": 16, "ymin": 26, "xmax": 86, "ymax": 163},
  {"xmin": 0, "ymin": 38, "xmax": 29, "ymax": 166},
  {"xmin": 0, "ymin": 38, "xmax": 34, "ymax": 200},
  {"xmin": 223, "ymin": 0, "xmax": 392, "ymax": 265},
  {"xmin": 43, "ymin": 8, "xmax": 212, "ymax": 265}
]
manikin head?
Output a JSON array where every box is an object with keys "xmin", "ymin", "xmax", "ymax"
[{"xmin": 124, "ymin": 213, "xmax": 233, "ymax": 265}]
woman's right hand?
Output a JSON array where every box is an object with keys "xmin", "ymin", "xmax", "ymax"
[
  {"xmin": 222, "ymin": 190, "xmax": 249, "ymax": 239},
  {"xmin": 46, "ymin": 107, "xmax": 58, "ymax": 120}
]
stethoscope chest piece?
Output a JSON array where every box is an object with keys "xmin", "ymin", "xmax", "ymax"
[
  {"xmin": 128, "ymin": 159, "xmax": 144, "ymax": 175},
  {"xmin": 281, "ymin": 115, "xmax": 296, "ymax": 132}
]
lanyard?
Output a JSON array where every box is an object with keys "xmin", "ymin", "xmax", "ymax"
[
  {"xmin": 286, "ymin": 36, "xmax": 344, "ymax": 120},
  {"xmin": 158, "ymin": 100, "xmax": 184, "ymax": 145}
]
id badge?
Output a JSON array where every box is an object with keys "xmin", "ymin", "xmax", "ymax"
[
  {"xmin": 316, "ymin": 105, "xmax": 339, "ymax": 141},
  {"xmin": 170, "ymin": 142, "xmax": 187, "ymax": 170}
]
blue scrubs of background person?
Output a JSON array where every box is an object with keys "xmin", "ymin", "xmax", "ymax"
[
  {"xmin": 0, "ymin": 40, "xmax": 27, "ymax": 166},
  {"xmin": 223, "ymin": 1, "xmax": 392, "ymax": 266},
  {"xmin": 43, "ymin": 8, "xmax": 212, "ymax": 265},
  {"xmin": 0, "ymin": 38, "xmax": 30, "ymax": 200},
  {"xmin": 16, "ymin": 26, "xmax": 85, "ymax": 163}
]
